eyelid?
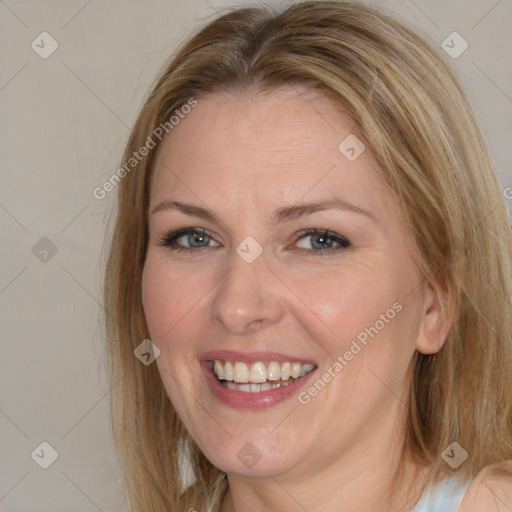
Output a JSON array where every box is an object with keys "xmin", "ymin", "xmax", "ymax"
[
  {"xmin": 157, "ymin": 227, "xmax": 219, "ymax": 248},
  {"xmin": 157, "ymin": 227, "xmax": 350, "ymax": 255},
  {"xmin": 295, "ymin": 228, "xmax": 349, "ymax": 245}
]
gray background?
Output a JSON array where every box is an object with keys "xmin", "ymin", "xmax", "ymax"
[{"xmin": 1, "ymin": 0, "xmax": 510, "ymax": 510}]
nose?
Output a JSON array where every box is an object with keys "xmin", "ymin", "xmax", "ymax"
[{"xmin": 209, "ymin": 249, "xmax": 285, "ymax": 335}]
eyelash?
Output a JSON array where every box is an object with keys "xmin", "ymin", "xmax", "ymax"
[{"xmin": 156, "ymin": 227, "xmax": 350, "ymax": 256}]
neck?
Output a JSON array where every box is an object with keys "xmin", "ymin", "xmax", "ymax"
[
  {"xmin": 221, "ymin": 456, "xmax": 430, "ymax": 512},
  {"xmin": 219, "ymin": 401, "xmax": 431, "ymax": 512}
]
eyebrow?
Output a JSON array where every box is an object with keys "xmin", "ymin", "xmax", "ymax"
[{"xmin": 150, "ymin": 199, "xmax": 377, "ymax": 224}]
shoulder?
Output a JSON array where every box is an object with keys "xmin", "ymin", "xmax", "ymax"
[{"xmin": 458, "ymin": 460, "xmax": 512, "ymax": 512}]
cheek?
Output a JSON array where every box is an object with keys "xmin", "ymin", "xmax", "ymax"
[
  {"xmin": 298, "ymin": 262, "xmax": 420, "ymax": 389},
  {"xmin": 141, "ymin": 258, "xmax": 203, "ymax": 415},
  {"xmin": 142, "ymin": 249, "xmax": 419, "ymax": 362},
  {"xmin": 141, "ymin": 256, "xmax": 200, "ymax": 341},
  {"xmin": 297, "ymin": 266, "xmax": 399, "ymax": 344}
]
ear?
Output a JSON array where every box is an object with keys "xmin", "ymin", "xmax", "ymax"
[{"xmin": 415, "ymin": 279, "xmax": 455, "ymax": 355}]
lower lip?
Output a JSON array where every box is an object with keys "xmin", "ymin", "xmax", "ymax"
[{"xmin": 200, "ymin": 361, "xmax": 316, "ymax": 410}]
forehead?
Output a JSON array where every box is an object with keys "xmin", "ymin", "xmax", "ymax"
[
  {"xmin": 149, "ymin": 87, "xmax": 387, "ymax": 215},
  {"xmin": 155, "ymin": 88, "xmax": 345, "ymax": 164}
]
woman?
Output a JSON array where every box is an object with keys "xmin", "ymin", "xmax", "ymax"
[{"xmin": 103, "ymin": 1, "xmax": 512, "ymax": 510}]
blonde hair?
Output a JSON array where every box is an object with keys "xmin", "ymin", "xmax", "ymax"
[{"xmin": 103, "ymin": 1, "xmax": 512, "ymax": 510}]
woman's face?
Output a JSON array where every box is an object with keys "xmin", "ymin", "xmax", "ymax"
[{"xmin": 142, "ymin": 87, "xmax": 435, "ymax": 479}]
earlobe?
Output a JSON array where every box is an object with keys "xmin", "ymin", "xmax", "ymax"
[{"xmin": 415, "ymin": 280, "xmax": 455, "ymax": 355}]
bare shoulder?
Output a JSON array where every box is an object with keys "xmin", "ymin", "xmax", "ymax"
[{"xmin": 459, "ymin": 460, "xmax": 512, "ymax": 512}]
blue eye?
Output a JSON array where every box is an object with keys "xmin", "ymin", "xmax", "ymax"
[
  {"xmin": 158, "ymin": 228, "xmax": 217, "ymax": 252},
  {"xmin": 157, "ymin": 227, "xmax": 350, "ymax": 256},
  {"xmin": 295, "ymin": 229, "xmax": 350, "ymax": 256}
]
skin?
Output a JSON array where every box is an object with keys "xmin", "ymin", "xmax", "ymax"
[
  {"xmin": 461, "ymin": 462, "xmax": 512, "ymax": 512},
  {"xmin": 141, "ymin": 86, "xmax": 458, "ymax": 511}
]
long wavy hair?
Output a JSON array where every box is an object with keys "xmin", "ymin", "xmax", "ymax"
[{"xmin": 102, "ymin": 1, "xmax": 512, "ymax": 510}]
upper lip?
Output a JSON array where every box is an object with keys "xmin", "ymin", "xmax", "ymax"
[{"xmin": 200, "ymin": 350, "xmax": 316, "ymax": 365}]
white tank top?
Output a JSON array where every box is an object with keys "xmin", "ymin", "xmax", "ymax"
[{"xmin": 410, "ymin": 476, "xmax": 472, "ymax": 511}]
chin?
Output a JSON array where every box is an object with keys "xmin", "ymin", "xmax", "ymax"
[{"xmin": 194, "ymin": 430, "xmax": 309, "ymax": 479}]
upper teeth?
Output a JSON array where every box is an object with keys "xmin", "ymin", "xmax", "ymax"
[{"xmin": 213, "ymin": 360, "xmax": 315, "ymax": 383}]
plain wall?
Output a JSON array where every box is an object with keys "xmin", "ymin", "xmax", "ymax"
[{"xmin": 1, "ymin": 0, "xmax": 511, "ymax": 510}]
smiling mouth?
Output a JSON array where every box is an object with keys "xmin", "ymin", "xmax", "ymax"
[{"xmin": 211, "ymin": 360, "xmax": 316, "ymax": 393}]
